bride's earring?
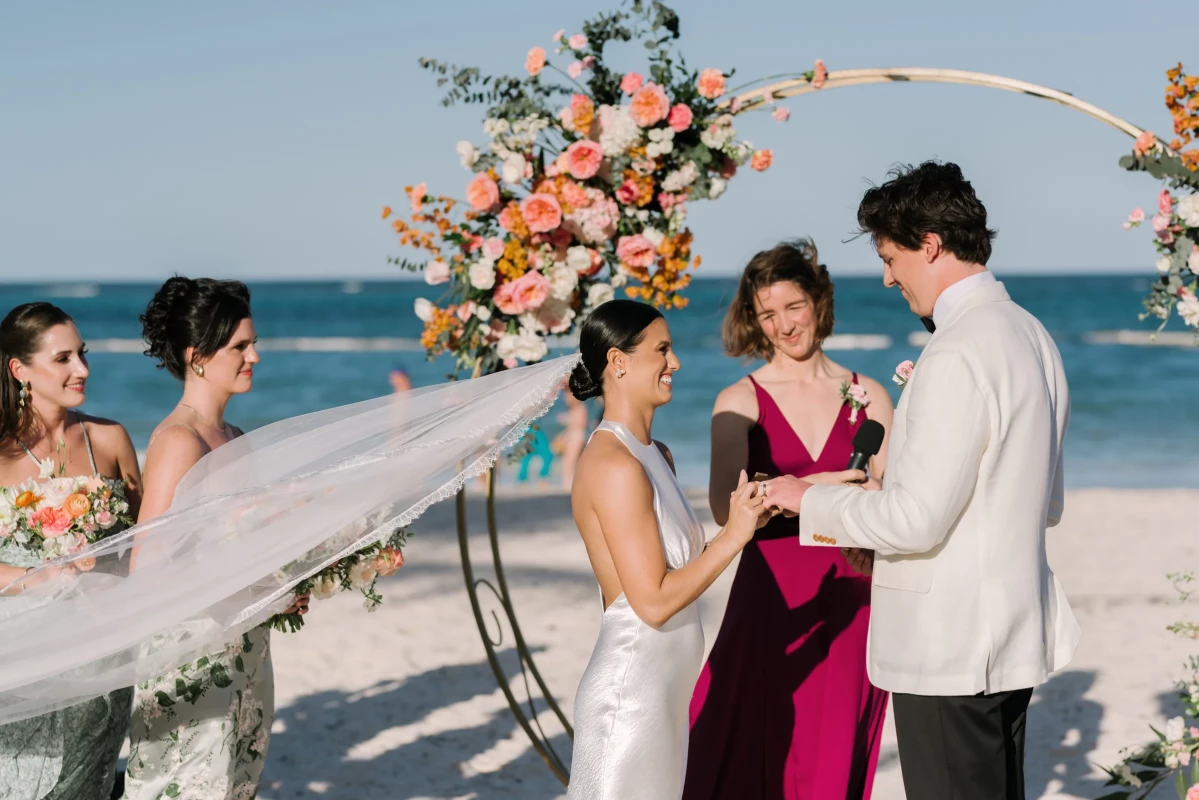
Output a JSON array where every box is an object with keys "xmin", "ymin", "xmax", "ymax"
[
  {"xmin": 193, "ymin": 364, "xmax": 204, "ymax": 378},
  {"xmin": 615, "ymin": 368, "xmax": 625, "ymax": 378}
]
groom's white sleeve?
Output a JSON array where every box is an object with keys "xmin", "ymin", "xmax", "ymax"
[{"xmin": 799, "ymin": 351, "xmax": 988, "ymax": 556}]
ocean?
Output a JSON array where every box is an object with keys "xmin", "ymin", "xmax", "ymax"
[{"xmin": 1, "ymin": 276, "xmax": 1195, "ymax": 490}]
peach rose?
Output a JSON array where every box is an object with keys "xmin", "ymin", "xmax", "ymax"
[
  {"xmin": 812, "ymin": 59, "xmax": 828, "ymax": 89},
  {"xmin": 750, "ymin": 149, "xmax": 774, "ymax": 172},
  {"xmin": 620, "ymin": 72, "xmax": 644, "ymax": 95},
  {"xmin": 495, "ymin": 270, "xmax": 552, "ymax": 315},
  {"xmin": 520, "ymin": 193, "xmax": 563, "ymax": 233},
  {"xmin": 466, "ymin": 173, "xmax": 500, "ymax": 212},
  {"xmin": 31, "ymin": 506, "xmax": 73, "ymax": 537},
  {"xmin": 561, "ymin": 180, "xmax": 590, "ymax": 209},
  {"xmin": 564, "ymin": 140, "xmax": 604, "ymax": 180},
  {"xmin": 374, "ymin": 546, "xmax": 405, "ymax": 577},
  {"xmin": 697, "ymin": 68, "xmax": 726, "ymax": 100},
  {"xmin": 616, "ymin": 234, "xmax": 657, "ymax": 268},
  {"xmin": 667, "ymin": 103, "xmax": 693, "ymax": 133},
  {"xmin": 525, "ymin": 46, "xmax": 546, "ymax": 77},
  {"xmin": 629, "ymin": 83, "xmax": 671, "ymax": 127},
  {"xmin": 482, "ymin": 236, "xmax": 506, "ymax": 260},
  {"xmin": 409, "ymin": 182, "xmax": 426, "ymax": 214},
  {"xmin": 63, "ymin": 493, "xmax": 91, "ymax": 519},
  {"xmin": 74, "ymin": 556, "xmax": 97, "ymax": 573}
]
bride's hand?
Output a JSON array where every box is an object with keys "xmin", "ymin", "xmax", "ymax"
[
  {"xmin": 283, "ymin": 593, "xmax": 310, "ymax": 616},
  {"xmin": 726, "ymin": 470, "xmax": 767, "ymax": 545}
]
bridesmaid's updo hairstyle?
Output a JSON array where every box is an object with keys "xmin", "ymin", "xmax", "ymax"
[
  {"xmin": 723, "ymin": 238, "xmax": 834, "ymax": 360},
  {"xmin": 0, "ymin": 302, "xmax": 73, "ymax": 441},
  {"xmin": 569, "ymin": 300, "xmax": 663, "ymax": 401},
  {"xmin": 140, "ymin": 277, "xmax": 252, "ymax": 380}
]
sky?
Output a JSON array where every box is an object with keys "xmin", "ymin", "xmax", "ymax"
[{"xmin": 0, "ymin": 0, "xmax": 1190, "ymax": 282}]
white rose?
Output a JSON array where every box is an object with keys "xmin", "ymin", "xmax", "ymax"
[
  {"xmin": 709, "ymin": 177, "xmax": 728, "ymax": 199},
  {"xmin": 1177, "ymin": 194, "xmax": 1199, "ymax": 227},
  {"xmin": 548, "ymin": 263, "xmax": 579, "ymax": 300},
  {"xmin": 311, "ymin": 574, "xmax": 338, "ymax": 600},
  {"xmin": 502, "ymin": 154, "xmax": 527, "ymax": 185},
  {"xmin": 38, "ymin": 477, "xmax": 74, "ymax": 509},
  {"xmin": 636, "ymin": 210, "xmax": 650, "ymax": 222},
  {"xmin": 1178, "ymin": 292, "xmax": 1199, "ymax": 328},
  {"xmin": 475, "ymin": 305, "xmax": 492, "ymax": 322},
  {"xmin": 496, "ymin": 333, "xmax": 520, "ymax": 362},
  {"xmin": 662, "ymin": 161, "xmax": 699, "ymax": 193},
  {"xmin": 513, "ymin": 329, "xmax": 549, "ymax": 363},
  {"xmin": 1189, "ymin": 248, "xmax": 1199, "ymax": 273},
  {"xmin": 642, "ymin": 228, "xmax": 666, "ymax": 249},
  {"xmin": 1157, "ymin": 255, "xmax": 1173, "ymax": 274},
  {"xmin": 519, "ymin": 312, "xmax": 547, "ymax": 335},
  {"xmin": 610, "ymin": 271, "xmax": 629, "ymax": 288},
  {"xmin": 587, "ymin": 283, "xmax": 615, "ymax": 307},
  {"xmin": 566, "ymin": 246, "xmax": 592, "ymax": 273},
  {"xmin": 469, "ymin": 261, "xmax": 496, "ymax": 291},
  {"xmin": 456, "ymin": 140, "xmax": 479, "ymax": 169},
  {"xmin": 348, "ymin": 560, "xmax": 378, "ymax": 591},
  {"xmin": 414, "ymin": 298, "xmax": 434, "ymax": 323}
]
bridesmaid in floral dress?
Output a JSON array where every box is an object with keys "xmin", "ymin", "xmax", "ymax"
[
  {"xmin": 0, "ymin": 302, "xmax": 141, "ymax": 800},
  {"xmin": 123, "ymin": 278, "xmax": 307, "ymax": 799},
  {"xmin": 684, "ymin": 241, "xmax": 894, "ymax": 799}
]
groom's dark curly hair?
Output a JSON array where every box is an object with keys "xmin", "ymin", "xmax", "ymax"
[{"xmin": 856, "ymin": 161, "xmax": 997, "ymax": 265}]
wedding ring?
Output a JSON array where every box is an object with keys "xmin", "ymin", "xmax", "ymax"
[{"xmin": 758, "ymin": 481, "xmax": 768, "ymax": 496}]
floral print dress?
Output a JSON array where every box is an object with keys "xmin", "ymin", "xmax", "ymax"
[{"xmin": 123, "ymin": 628, "xmax": 274, "ymax": 800}]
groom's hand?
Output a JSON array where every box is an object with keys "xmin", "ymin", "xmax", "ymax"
[{"xmin": 763, "ymin": 475, "xmax": 814, "ymax": 517}]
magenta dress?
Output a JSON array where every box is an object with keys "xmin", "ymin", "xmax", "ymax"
[{"xmin": 684, "ymin": 374, "xmax": 888, "ymax": 800}]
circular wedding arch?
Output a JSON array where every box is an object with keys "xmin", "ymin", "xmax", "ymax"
[{"xmin": 456, "ymin": 67, "xmax": 1158, "ymax": 787}]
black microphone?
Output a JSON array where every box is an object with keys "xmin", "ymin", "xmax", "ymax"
[{"xmin": 845, "ymin": 419, "xmax": 885, "ymax": 478}]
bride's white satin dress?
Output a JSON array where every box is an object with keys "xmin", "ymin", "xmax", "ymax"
[{"xmin": 567, "ymin": 420, "xmax": 706, "ymax": 800}]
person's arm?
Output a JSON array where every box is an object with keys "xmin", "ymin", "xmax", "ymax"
[
  {"xmin": 109, "ymin": 423, "xmax": 143, "ymax": 519},
  {"xmin": 770, "ymin": 351, "xmax": 988, "ymax": 557},
  {"xmin": 596, "ymin": 457, "xmax": 762, "ymax": 629},
  {"xmin": 129, "ymin": 427, "xmax": 205, "ymax": 571},
  {"xmin": 708, "ymin": 382, "xmax": 756, "ymax": 526}
]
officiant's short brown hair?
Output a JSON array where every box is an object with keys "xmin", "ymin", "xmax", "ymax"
[{"xmin": 723, "ymin": 238, "xmax": 835, "ymax": 360}]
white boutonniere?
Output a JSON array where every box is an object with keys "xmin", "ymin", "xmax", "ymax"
[
  {"xmin": 892, "ymin": 360, "xmax": 915, "ymax": 390},
  {"xmin": 839, "ymin": 381, "xmax": 870, "ymax": 425}
]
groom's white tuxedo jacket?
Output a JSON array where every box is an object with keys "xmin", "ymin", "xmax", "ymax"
[{"xmin": 800, "ymin": 278, "xmax": 1080, "ymax": 696}]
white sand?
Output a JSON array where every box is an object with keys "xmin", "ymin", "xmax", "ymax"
[{"xmin": 257, "ymin": 487, "xmax": 1199, "ymax": 799}]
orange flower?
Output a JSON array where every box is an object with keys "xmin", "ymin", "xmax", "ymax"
[
  {"xmin": 374, "ymin": 547, "xmax": 405, "ymax": 577},
  {"xmin": 696, "ymin": 68, "xmax": 726, "ymax": 100},
  {"xmin": 570, "ymin": 94, "xmax": 595, "ymax": 133},
  {"xmin": 466, "ymin": 173, "xmax": 500, "ymax": 212},
  {"xmin": 629, "ymin": 83, "xmax": 671, "ymax": 127},
  {"xmin": 519, "ymin": 193, "xmax": 562, "ymax": 233},
  {"xmin": 525, "ymin": 46, "xmax": 546, "ymax": 77},
  {"xmin": 15, "ymin": 490, "xmax": 41, "ymax": 509},
  {"xmin": 408, "ymin": 183, "xmax": 427, "ymax": 215},
  {"xmin": 381, "ymin": 205, "xmax": 392, "ymax": 220},
  {"xmin": 751, "ymin": 149, "xmax": 774, "ymax": 171},
  {"xmin": 63, "ymin": 493, "xmax": 91, "ymax": 519}
]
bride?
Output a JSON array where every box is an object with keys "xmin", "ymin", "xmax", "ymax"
[{"xmin": 566, "ymin": 300, "xmax": 767, "ymax": 800}]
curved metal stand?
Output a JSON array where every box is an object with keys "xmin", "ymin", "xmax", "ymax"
[{"xmin": 457, "ymin": 466, "xmax": 574, "ymax": 785}]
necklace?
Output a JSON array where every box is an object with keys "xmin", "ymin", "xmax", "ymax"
[{"xmin": 179, "ymin": 403, "xmax": 230, "ymax": 435}]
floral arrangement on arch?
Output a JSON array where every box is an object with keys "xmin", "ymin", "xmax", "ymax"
[
  {"xmin": 1102, "ymin": 63, "xmax": 1199, "ymax": 800},
  {"xmin": 1120, "ymin": 63, "xmax": 1199, "ymax": 338},
  {"xmin": 384, "ymin": 1, "xmax": 825, "ymax": 377}
]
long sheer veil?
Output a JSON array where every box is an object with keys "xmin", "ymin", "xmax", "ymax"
[{"xmin": 0, "ymin": 354, "xmax": 578, "ymax": 724}]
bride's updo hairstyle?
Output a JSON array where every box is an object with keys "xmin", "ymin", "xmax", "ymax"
[
  {"xmin": 569, "ymin": 299, "xmax": 663, "ymax": 401},
  {"xmin": 140, "ymin": 277, "xmax": 252, "ymax": 380}
]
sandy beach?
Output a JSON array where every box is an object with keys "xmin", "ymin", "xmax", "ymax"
[{"xmin": 255, "ymin": 486, "xmax": 1199, "ymax": 799}]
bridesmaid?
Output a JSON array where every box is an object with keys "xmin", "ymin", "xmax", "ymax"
[
  {"xmin": 0, "ymin": 302, "xmax": 140, "ymax": 800},
  {"xmin": 684, "ymin": 240, "xmax": 893, "ymax": 799},
  {"xmin": 123, "ymin": 278, "xmax": 307, "ymax": 800}
]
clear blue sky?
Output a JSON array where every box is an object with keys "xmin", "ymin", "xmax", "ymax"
[{"xmin": 1, "ymin": 0, "xmax": 1188, "ymax": 281}]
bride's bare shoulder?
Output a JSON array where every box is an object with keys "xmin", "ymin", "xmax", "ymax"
[{"xmin": 574, "ymin": 433, "xmax": 647, "ymax": 497}]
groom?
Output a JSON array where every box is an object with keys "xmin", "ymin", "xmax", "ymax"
[{"xmin": 764, "ymin": 161, "xmax": 1080, "ymax": 799}]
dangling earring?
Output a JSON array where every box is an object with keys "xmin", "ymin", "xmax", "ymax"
[
  {"xmin": 18, "ymin": 381, "xmax": 29, "ymax": 411},
  {"xmin": 193, "ymin": 364, "xmax": 204, "ymax": 378},
  {"xmin": 615, "ymin": 368, "xmax": 625, "ymax": 378}
]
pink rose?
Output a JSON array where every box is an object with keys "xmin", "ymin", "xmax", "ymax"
[
  {"xmin": 1154, "ymin": 213, "xmax": 1176, "ymax": 244},
  {"xmin": 581, "ymin": 55, "xmax": 595, "ymax": 70},
  {"xmin": 456, "ymin": 301, "xmax": 476, "ymax": 322},
  {"xmin": 761, "ymin": 91, "xmax": 775, "ymax": 104},
  {"xmin": 1134, "ymin": 130, "xmax": 1156, "ymax": 157},
  {"xmin": 409, "ymin": 182, "xmax": 427, "ymax": 214},
  {"xmin": 629, "ymin": 83, "xmax": 671, "ymax": 127},
  {"xmin": 847, "ymin": 384, "xmax": 869, "ymax": 406},
  {"xmin": 812, "ymin": 59, "xmax": 828, "ymax": 89},
  {"xmin": 466, "ymin": 173, "xmax": 500, "ymax": 212},
  {"xmin": 482, "ymin": 237, "xmax": 506, "ymax": 260},
  {"xmin": 616, "ymin": 234, "xmax": 657, "ymax": 268},
  {"xmin": 564, "ymin": 140, "xmax": 604, "ymax": 180},
  {"xmin": 495, "ymin": 271, "xmax": 551, "ymax": 315},
  {"xmin": 568, "ymin": 61, "xmax": 584, "ymax": 80},
  {"xmin": 894, "ymin": 360, "xmax": 915, "ymax": 387},
  {"xmin": 697, "ymin": 68, "xmax": 726, "ymax": 100},
  {"xmin": 545, "ymin": 159, "xmax": 561, "ymax": 178},
  {"xmin": 615, "ymin": 179, "xmax": 640, "ymax": 206},
  {"xmin": 552, "ymin": 29, "xmax": 565, "ymax": 43},
  {"xmin": 525, "ymin": 46, "xmax": 546, "ymax": 77},
  {"xmin": 503, "ymin": 357, "xmax": 518, "ymax": 369},
  {"xmin": 424, "ymin": 260, "xmax": 450, "ymax": 285},
  {"xmin": 1188, "ymin": 786, "xmax": 1199, "ymax": 800},
  {"xmin": 620, "ymin": 72, "xmax": 644, "ymax": 95},
  {"xmin": 1128, "ymin": 207, "xmax": 1145, "ymax": 224},
  {"xmin": 520, "ymin": 193, "xmax": 563, "ymax": 233},
  {"xmin": 31, "ymin": 506, "xmax": 73, "ymax": 537},
  {"xmin": 561, "ymin": 180, "xmax": 590, "ymax": 209},
  {"xmin": 667, "ymin": 103, "xmax": 694, "ymax": 132},
  {"xmin": 1159, "ymin": 189, "xmax": 1175, "ymax": 216},
  {"xmin": 751, "ymin": 149, "xmax": 774, "ymax": 172},
  {"xmin": 568, "ymin": 33, "xmax": 588, "ymax": 50},
  {"xmin": 772, "ymin": 106, "xmax": 791, "ymax": 123}
]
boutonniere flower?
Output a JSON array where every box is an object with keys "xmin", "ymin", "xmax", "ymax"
[
  {"xmin": 893, "ymin": 360, "xmax": 915, "ymax": 390},
  {"xmin": 839, "ymin": 381, "xmax": 870, "ymax": 425}
]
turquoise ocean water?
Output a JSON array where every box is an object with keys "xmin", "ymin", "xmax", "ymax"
[{"xmin": 1, "ymin": 275, "xmax": 1195, "ymax": 489}]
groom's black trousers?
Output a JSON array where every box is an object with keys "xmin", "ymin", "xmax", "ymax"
[{"xmin": 891, "ymin": 687, "xmax": 1033, "ymax": 800}]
